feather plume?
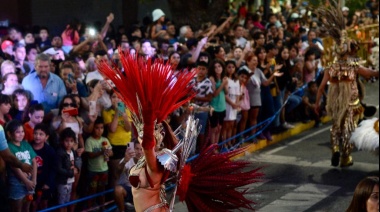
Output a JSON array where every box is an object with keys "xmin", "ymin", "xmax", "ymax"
[
  {"xmin": 177, "ymin": 144, "xmax": 264, "ymax": 211},
  {"xmin": 97, "ymin": 49, "xmax": 197, "ymax": 126},
  {"xmin": 350, "ymin": 118, "xmax": 379, "ymax": 154},
  {"xmin": 315, "ymin": 0, "xmax": 346, "ymax": 44}
]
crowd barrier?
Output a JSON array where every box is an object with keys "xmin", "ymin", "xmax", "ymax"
[{"xmin": 40, "ymin": 67, "xmax": 324, "ymax": 212}]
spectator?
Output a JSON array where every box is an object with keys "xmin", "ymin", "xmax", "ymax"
[
  {"xmin": 114, "ymin": 140, "xmax": 143, "ymax": 212},
  {"xmin": 190, "ymin": 61, "xmax": 213, "ymax": 151},
  {"xmin": 36, "ymin": 27, "xmax": 51, "ymax": 51},
  {"xmin": 178, "ymin": 25, "xmax": 194, "ymax": 44},
  {"xmin": 222, "ymin": 60, "xmax": 241, "ymax": 147},
  {"xmin": 346, "ymin": 176, "xmax": 379, "ymax": 212},
  {"xmin": 234, "ymin": 24, "xmax": 247, "ymax": 48},
  {"xmin": 149, "ymin": 9, "xmax": 167, "ymax": 40},
  {"xmin": 10, "ymin": 88, "xmax": 32, "ymax": 122},
  {"xmin": 59, "ymin": 63, "xmax": 88, "ymax": 97},
  {"xmin": 300, "ymin": 29, "xmax": 324, "ymax": 57},
  {"xmin": 236, "ymin": 69, "xmax": 250, "ymax": 142},
  {"xmin": 243, "ymin": 52, "xmax": 283, "ymax": 142},
  {"xmin": 84, "ymin": 116, "xmax": 113, "ymax": 209},
  {"xmin": 24, "ymin": 32, "xmax": 35, "ymax": 45},
  {"xmin": 61, "ymin": 20, "xmax": 80, "ymax": 54},
  {"xmin": 303, "ymin": 49, "xmax": 318, "ymax": 84},
  {"xmin": 85, "ymin": 50, "xmax": 108, "ymax": 84},
  {"xmin": 0, "ymin": 94, "xmax": 12, "ymax": 127},
  {"xmin": 0, "ymin": 122, "xmax": 33, "ymax": 211},
  {"xmin": 302, "ymin": 81, "xmax": 322, "ymax": 127},
  {"xmin": 25, "ymin": 44, "xmax": 38, "ymax": 71},
  {"xmin": 13, "ymin": 43, "xmax": 31, "ymax": 79},
  {"xmin": 255, "ymin": 47, "xmax": 275, "ymax": 140},
  {"xmin": 1, "ymin": 41, "xmax": 14, "ymax": 61},
  {"xmin": 31, "ymin": 123, "xmax": 57, "ymax": 211},
  {"xmin": 276, "ymin": 46, "xmax": 300, "ymax": 129},
  {"xmin": 166, "ymin": 22, "xmax": 177, "ymax": 44},
  {"xmin": 1, "ymin": 72, "xmax": 21, "ymax": 95},
  {"xmin": 209, "ymin": 59, "xmax": 228, "ymax": 145},
  {"xmin": 8, "ymin": 25, "xmax": 25, "ymax": 45},
  {"xmin": 22, "ymin": 53, "xmax": 67, "ymax": 112},
  {"xmin": 23, "ymin": 104, "xmax": 44, "ymax": 143},
  {"xmin": 178, "ymin": 37, "xmax": 207, "ymax": 70},
  {"xmin": 55, "ymin": 128, "xmax": 79, "ymax": 211},
  {"xmin": 1, "ymin": 60, "xmax": 16, "ymax": 78},
  {"xmin": 102, "ymin": 90, "xmax": 132, "ymax": 187},
  {"xmin": 168, "ymin": 51, "xmax": 181, "ymax": 72},
  {"xmin": 5, "ymin": 120, "xmax": 37, "ymax": 212},
  {"xmin": 140, "ymin": 39, "xmax": 154, "ymax": 59}
]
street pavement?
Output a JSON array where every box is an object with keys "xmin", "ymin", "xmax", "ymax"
[{"xmin": 174, "ymin": 80, "xmax": 379, "ymax": 212}]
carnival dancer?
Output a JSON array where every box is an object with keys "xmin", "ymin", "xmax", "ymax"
[
  {"xmin": 98, "ymin": 51, "xmax": 264, "ymax": 211},
  {"xmin": 315, "ymin": 0, "xmax": 379, "ymax": 167}
]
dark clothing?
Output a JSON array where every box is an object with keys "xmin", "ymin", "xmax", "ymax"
[
  {"xmin": 276, "ymin": 64, "xmax": 294, "ymax": 91},
  {"xmin": 56, "ymin": 147, "xmax": 78, "ymax": 185},
  {"xmin": 33, "ymin": 143, "xmax": 57, "ymax": 191},
  {"xmin": 178, "ymin": 53, "xmax": 194, "ymax": 70}
]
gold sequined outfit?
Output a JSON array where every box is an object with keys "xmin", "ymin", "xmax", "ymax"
[{"xmin": 326, "ymin": 58, "xmax": 364, "ymax": 166}]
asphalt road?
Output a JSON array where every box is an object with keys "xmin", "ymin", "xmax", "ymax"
[{"xmin": 174, "ymin": 80, "xmax": 379, "ymax": 212}]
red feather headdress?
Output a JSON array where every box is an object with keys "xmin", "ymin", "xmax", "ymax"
[
  {"xmin": 97, "ymin": 50, "xmax": 197, "ymax": 139},
  {"xmin": 177, "ymin": 144, "xmax": 265, "ymax": 211}
]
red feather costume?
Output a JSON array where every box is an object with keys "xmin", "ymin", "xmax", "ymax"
[{"xmin": 97, "ymin": 51, "xmax": 264, "ymax": 211}]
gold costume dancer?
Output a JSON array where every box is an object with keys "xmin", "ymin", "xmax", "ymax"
[{"xmin": 315, "ymin": 1, "xmax": 379, "ymax": 167}]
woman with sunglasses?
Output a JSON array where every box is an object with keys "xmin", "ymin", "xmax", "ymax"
[{"xmin": 52, "ymin": 95, "xmax": 84, "ymax": 212}]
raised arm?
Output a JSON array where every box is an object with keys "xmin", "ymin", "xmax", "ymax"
[{"xmin": 315, "ymin": 69, "xmax": 330, "ymax": 115}]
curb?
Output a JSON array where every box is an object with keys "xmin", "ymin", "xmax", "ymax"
[{"xmin": 233, "ymin": 116, "xmax": 332, "ymax": 159}]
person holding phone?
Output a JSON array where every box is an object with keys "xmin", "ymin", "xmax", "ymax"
[
  {"xmin": 52, "ymin": 95, "xmax": 84, "ymax": 211},
  {"xmin": 102, "ymin": 90, "xmax": 132, "ymax": 187},
  {"xmin": 59, "ymin": 63, "xmax": 88, "ymax": 97}
]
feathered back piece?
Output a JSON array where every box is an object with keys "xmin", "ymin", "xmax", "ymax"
[
  {"xmin": 315, "ymin": 0, "xmax": 346, "ymax": 45},
  {"xmin": 177, "ymin": 144, "xmax": 264, "ymax": 211},
  {"xmin": 97, "ymin": 50, "xmax": 197, "ymax": 136}
]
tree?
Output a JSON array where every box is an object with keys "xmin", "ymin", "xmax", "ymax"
[{"xmin": 167, "ymin": 0, "xmax": 229, "ymax": 30}]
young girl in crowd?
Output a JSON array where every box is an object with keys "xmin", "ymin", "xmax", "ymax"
[
  {"xmin": 256, "ymin": 47, "xmax": 275, "ymax": 140},
  {"xmin": 168, "ymin": 51, "xmax": 181, "ymax": 73},
  {"xmin": 149, "ymin": 9, "xmax": 167, "ymax": 40},
  {"xmin": 0, "ymin": 94, "xmax": 12, "ymax": 127},
  {"xmin": 23, "ymin": 104, "xmax": 44, "ymax": 143},
  {"xmin": 209, "ymin": 59, "xmax": 228, "ymax": 145},
  {"xmin": 5, "ymin": 120, "xmax": 37, "ymax": 212},
  {"xmin": 303, "ymin": 49, "xmax": 318, "ymax": 84},
  {"xmin": 236, "ymin": 69, "xmax": 250, "ymax": 144},
  {"xmin": 1, "ymin": 72, "xmax": 20, "ymax": 95},
  {"xmin": 56, "ymin": 128, "xmax": 79, "ymax": 212},
  {"xmin": 10, "ymin": 88, "xmax": 32, "ymax": 122},
  {"xmin": 31, "ymin": 123, "xmax": 56, "ymax": 211},
  {"xmin": 222, "ymin": 60, "xmax": 241, "ymax": 148}
]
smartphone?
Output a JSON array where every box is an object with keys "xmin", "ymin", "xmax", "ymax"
[
  {"xmin": 117, "ymin": 102, "xmax": 125, "ymax": 115},
  {"xmin": 68, "ymin": 74, "xmax": 74, "ymax": 83},
  {"xmin": 128, "ymin": 142, "xmax": 134, "ymax": 150},
  {"xmin": 89, "ymin": 101, "xmax": 97, "ymax": 116},
  {"xmin": 62, "ymin": 108, "xmax": 78, "ymax": 116}
]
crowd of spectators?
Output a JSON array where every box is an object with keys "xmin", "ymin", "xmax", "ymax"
[{"xmin": 0, "ymin": 0, "xmax": 378, "ymax": 211}]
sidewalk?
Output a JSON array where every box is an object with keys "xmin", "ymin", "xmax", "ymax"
[{"xmin": 233, "ymin": 116, "xmax": 332, "ymax": 159}]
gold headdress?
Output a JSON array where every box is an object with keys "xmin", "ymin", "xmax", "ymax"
[{"xmin": 315, "ymin": 0, "xmax": 358, "ymax": 55}]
